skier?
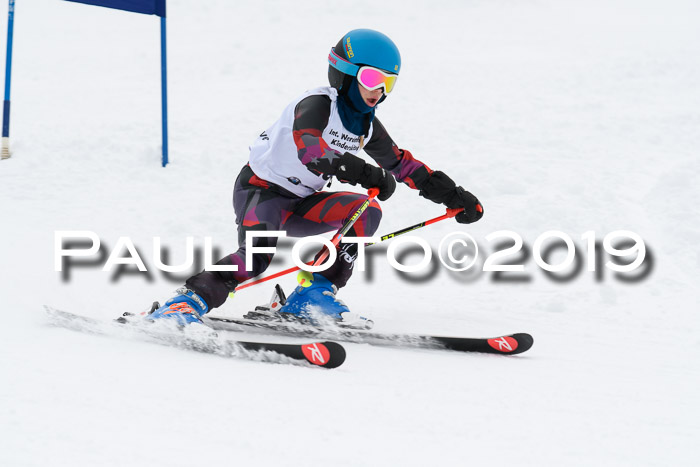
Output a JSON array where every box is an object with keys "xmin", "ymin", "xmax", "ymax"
[{"xmin": 147, "ymin": 29, "xmax": 483, "ymax": 327}]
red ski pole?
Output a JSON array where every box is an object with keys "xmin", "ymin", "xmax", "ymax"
[
  {"xmin": 233, "ymin": 201, "xmax": 480, "ymax": 293},
  {"xmin": 367, "ymin": 203, "xmax": 482, "ymax": 245},
  {"xmin": 233, "ymin": 188, "xmax": 380, "ymax": 292},
  {"xmin": 371, "ymin": 207, "xmax": 461, "ymax": 245}
]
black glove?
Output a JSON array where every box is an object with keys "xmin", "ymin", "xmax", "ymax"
[
  {"xmin": 336, "ymin": 152, "xmax": 396, "ymax": 201},
  {"xmin": 417, "ymin": 171, "xmax": 483, "ymax": 224},
  {"xmin": 447, "ymin": 186, "xmax": 484, "ymax": 224}
]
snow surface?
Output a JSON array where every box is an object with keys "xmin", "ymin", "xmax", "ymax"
[{"xmin": 1, "ymin": 0, "xmax": 699, "ymax": 465}]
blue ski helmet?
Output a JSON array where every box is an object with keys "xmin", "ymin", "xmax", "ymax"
[{"xmin": 328, "ymin": 29, "xmax": 401, "ymax": 95}]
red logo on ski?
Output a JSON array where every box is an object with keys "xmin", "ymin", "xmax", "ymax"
[
  {"xmin": 487, "ymin": 336, "xmax": 518, "ymax": 353},
  {"xmin": 301, "ymin": 343, "xmax": 331, "ymax": 365}
]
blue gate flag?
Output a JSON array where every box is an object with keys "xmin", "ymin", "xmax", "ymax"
[
  {"xmin": 64, "ymin": 0, "xmax": 169, "ymax": 166},
  {"xmin": 65, "ymin": 0, "xmax": 165, "ymax": 17}
]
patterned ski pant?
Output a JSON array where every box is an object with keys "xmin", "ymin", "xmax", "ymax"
[{"xmin": 186, "ymin": 165, "xmax": 382, "ymax": 309}]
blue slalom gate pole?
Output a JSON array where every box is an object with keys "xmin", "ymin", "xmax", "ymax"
[
  {"xmin": 160, "ymin": 15, "xmax": 168, "ymax": 167},
  {"xmin": 2, "ymin": 0, "xmax": 15, "ymax": 160}
]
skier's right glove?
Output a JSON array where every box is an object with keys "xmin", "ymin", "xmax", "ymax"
[{"xmin": 335, "ymin": 152, "xmax": 396, "ymax": 201}]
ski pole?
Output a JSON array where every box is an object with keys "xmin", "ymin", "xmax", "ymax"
[
  {"xmin": 368, "ymin": 203, "xmax": 482, "ymax": 245},
  {"xmin": 371, "ymin": 208, "xmax": 461, "ymax": 245},
  {"xmin": 233, "ymin": 188, "xmax": 380, "ymax": 292},
  {"xmin": 292, "ymin": 204, "xmax": 475, "ymax": 287},
  {"xmin": 233, "ymin": 200, "xmax": 480, "ymax": 293}
]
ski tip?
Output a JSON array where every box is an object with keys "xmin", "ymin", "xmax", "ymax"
[
  {"xmin": 487, "ymin": 333, "xmax": 534, "ymax": 355},
  {"xmin": 515, "ymin": 333, "xmax": 534, "ymax": 354},
  {"xmin": 301, "ymin": 341, "xmax": 346, "ymax": 369}
]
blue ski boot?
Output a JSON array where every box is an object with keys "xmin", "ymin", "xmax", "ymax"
[
  {"xmin": 280, "ymin": 273, "xmax": 373, "ymax": 329},
  {"xmin": 147, "ymin": 287, "xmax": 209, "ymax": 326}
]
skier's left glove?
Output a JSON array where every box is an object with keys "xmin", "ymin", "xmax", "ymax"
[
  {"xmin": 417, "ymin": 171, "xmax": 483, "ymax": 224},
  {"xmin": 336, "ymin": 152, "xmax": 396, "ymax": 201},
  {"xmin": 446, "ymin": 187, "xmax": 484, "ymax": 224}
]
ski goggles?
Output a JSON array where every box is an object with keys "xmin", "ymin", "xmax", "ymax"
[
  {"xmin": 328, "ymin": 48, "xmax": 399, "ymax": 94},
  {"xmin": 357, "ymin": 66, "xmax": 398, "ymax": 94}
]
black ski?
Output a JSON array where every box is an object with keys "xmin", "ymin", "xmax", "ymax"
[
  {"xmin": 44, "ymin": 306, "xmax": 346, "ymax": 369},
  {"xmin": 205, "ymin": 316, "xmax": 534, "ymax": 356}
]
